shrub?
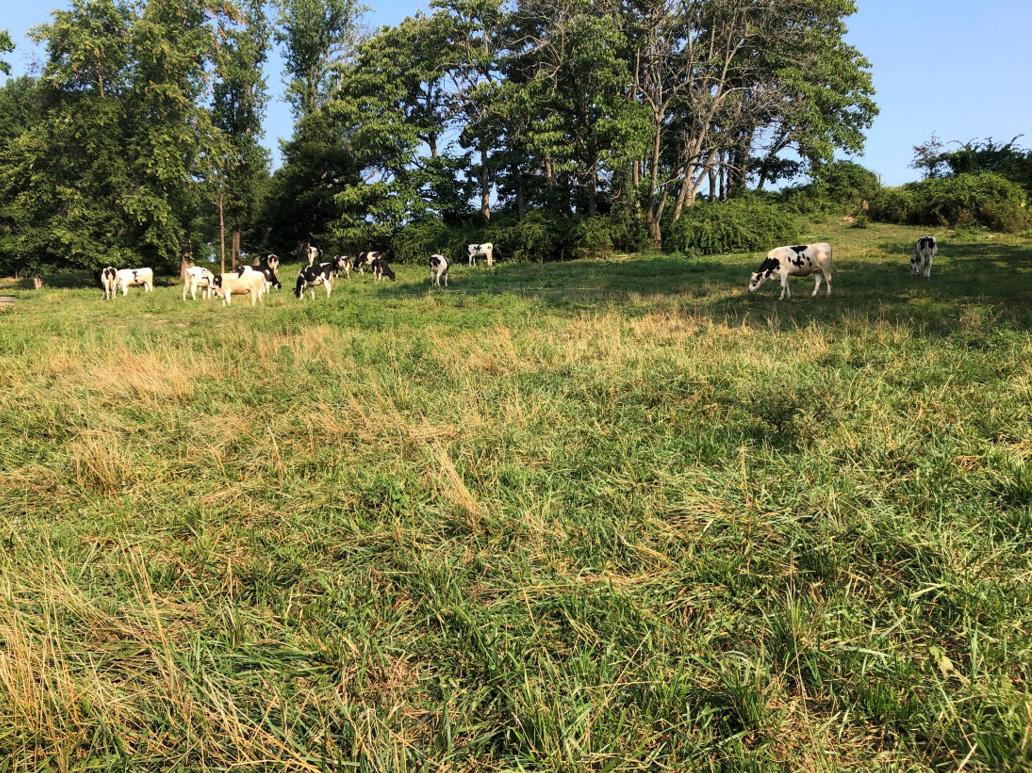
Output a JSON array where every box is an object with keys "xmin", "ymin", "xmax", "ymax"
[
  {"xmin": 869, "ymin": 186, "xmax": 918, "ymax": 224},
  {"xmin": 665, "ymin": 197, "xmax": 802, "ymax": 256},
  {"xmin": 572, "ymin": 216, "xmax": 614, "ymax": 260},
  {"xmin": 811, "ymin": 161, "xmax": 882, "ymax": 213},
  {"xmin": 779, "ymin": 185, "xmax": 831, "ymax": 216},
  {"xmin": 486, "ymin": 212, "xmax": 574, "ymax": 262},
  {"xmin": 390, "ymin": 219, "xmax": 451, "ymax": 264},
  {"xmin": 605, "ymin": 208, "xmax": 653, "ymax": 253}
]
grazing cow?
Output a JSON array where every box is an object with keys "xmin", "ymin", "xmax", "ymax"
[
  {"xmin": 467, "ymin": 242, "xmax": 495, "ymax": 266},
  {"xmin": 213, "ymin": 270, "xmax": 266, "ymax": 306},
  {"xmin": 100, "ymin": 266, "xmax": 117, "ymax": 300},
  {"xmin": 429, "ymin": 254, "xmax": 449, "ymax": 287},
  {"xmin": 372, "ymin": 256, "xmax": 396, "ymax": 282},
  {"xmin": 748, "ymin": 243, "xmax": 834, "ymax": 300},
  {"xmin": 253, "ymin": 254, "xmax": 282, "ymax": 288},
  {"xmin": 115, "ymin": 268, "xmax": 154, "ymax": 295},
  {"xmin": 182, "ymin": 266, "xmax": 216, "ymax": 301},
  {"xmin": 353, "ymin": 251, "xmax": 379, "ymax": 274},
  {"xmin": 295, "ymin": 262, "xmax": 337, "ymax": 299},
  {"xmin": 236, "ymin": 264, "xmax": 281, "ymax": 291},
  {"xmin": 331, "ymin": 255, "xmax": 352, "ymax": 280},
  {"xmin": 912, "ymin": 235, "xmax": 937, "ymax": 279}
]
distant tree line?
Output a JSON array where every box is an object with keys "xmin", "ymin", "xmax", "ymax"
[{"xmin": 0, "ymin": 0, "xmax": 880, "ymax": 279}]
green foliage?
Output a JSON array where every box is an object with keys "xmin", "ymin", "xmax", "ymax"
[
  {"xmin": 572, "ymin": 216, "xmax": 614, "ymax": 260},
  {"xmin": 871, "ymin": 173, "xmax": 1029, "ymax": 232},
  {"xmin": 0, "ymin": 29, "xmax": 13, "ymax": 75},
  {"xmin": 666, "ymin": 197, "xmax": 802, "ymax": 256},
  {"xmin": 389, "ymin": 218, "xmax": 451, "ymax": 264},
  {"xmin": 811, "ymin": 160, "xmax": 881, "ymax": 212},
  {"xmin": 913, "ymin": 135, "xmax": 1032, "ymax": 196}
]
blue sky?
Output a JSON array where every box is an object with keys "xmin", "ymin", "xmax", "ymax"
[{"xmin": 3, "ymin": 0, "xmax": 1031, "ymax": 185}]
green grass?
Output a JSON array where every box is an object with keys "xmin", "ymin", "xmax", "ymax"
[{"xmin": 0, "ymin": 220, "xmax": 1030, "ymax": 770}]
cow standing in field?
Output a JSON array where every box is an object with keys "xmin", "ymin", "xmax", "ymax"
[
  {"xmin": 748, "ymin": 243, "xmax": 834, "ymax": 300},
  {"xmin": 100, "ymin": 266, "xmax": 118, "ymax": 300},
  {"xmin": 213, "ymin": 271, "xmax": 266, "ymax": 306},
  {"xmin": 467, "ymin": 243, "xmax": 494, "ymax": 266},
  {"xmin": 183, "ymin": 266, "xmax": 216, "ymax": 300},
  {"xmin": 912, "ymin": 236, "xmax": 937, "ymax": 279},
  {"xmin": 237, "ymin": 264, "xmax": 281, "ymax": 291},
  {"xmin": 295, "ymin": 261, "xmax": 337, "ymax": 299},
  {"xmin": 429, "ymin": 254, "xmax": 449, "ymax": 287},
  {"xmin": 372, "ymin": 256, "xmax": 396, "ymax": 282},
  {"xmin": 353, "ymin": 251, "xmax": 379, "ymax": 274},
  {"xmin": 115, "ymin": 268, "xmax": 154, "ymax": 295},
  {"xmin": 331, "ymin": 255, "xmax": 352, "ymax": 280},
  {"xmin": 298, "ymin": 241, "xmax": 321, "ymax": 267}
]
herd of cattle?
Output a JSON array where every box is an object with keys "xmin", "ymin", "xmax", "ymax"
[{"xmin": 95, "ymin": 236, "xmax": 938, "ymax": 304}]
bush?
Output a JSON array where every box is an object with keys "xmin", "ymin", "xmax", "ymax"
[
  {"xmin": 390, "ymin": 218, "xmax": 451, "ymax": 264},
  {"xmin": 605, "ymin": 208, "xmax": 653, "ymax": 253},
  {"xmin": 572, "ymin": 216, "xmax": 614, "ymax": 260},
  {"xmin": 665, "ymin": 197, "xmax": 802, "ymax": 256},
  {"xmin": 811, "ymin": 161, "xmax": 882, "ymax": 213},
  {"xmin": 485, "ymin": 212, "xmax": 574, "ymax": 262},
  {"xmin": 870, "ymin": 173, "xmax": 1029, "ymax": 232}
]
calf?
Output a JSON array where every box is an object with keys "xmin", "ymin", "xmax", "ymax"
[
  {"xmin": 100, "ymin": 266, "xmax": 118, "ymax": 300},
  {"xmin": 429, "ymin": 254, "xmax": 449, "ymax": 287},
  {"xmin": 912, "ymin": 236, "xmax": 936, "ymax": 279},
  {"xmin": 115, "ymin": 268, "xmax": 154, "ymax": 295},
  {"xmin": 467, "ymin": 242, "xmax": 494, "ymax": 266},
  {"xmin": 353, "ymin": 251, "xmax": 379, "ymax": 274},
  {"xmin": 236, "ymin": 264, "xmax": 281, "ymax": 291},
  {"xmin": 748, "ymin": 243, "xmax": 834, "ymax": 300},
  {"xmin": 372, "ymin": 256, "xmax": 396, "ymax": 282},
  {"xmin": 213, "ymin": 270, "xmax": 266, "ymax": 306},
  {"xmin": 183, "ymin": 266, "xmax": 216, "ymax": 301},
  {"xmin": 295, "ymin": 262, "xmax": 336, "ymax": 299}
]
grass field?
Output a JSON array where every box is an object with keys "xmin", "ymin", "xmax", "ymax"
[{"xmin": 0, "ymin": 220, "xmax": 1030, "ymax": 771}]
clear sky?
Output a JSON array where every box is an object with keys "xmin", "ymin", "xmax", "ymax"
[{"xmin": 3, "ymin": 1, "xmax": 1031, "ymax": 186}]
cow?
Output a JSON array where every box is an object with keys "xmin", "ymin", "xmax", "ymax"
[
  {"xmin": 115, "ymin": 268, "xmax": 154, "ymax": 295},
  {"xmin": 182, "ymin": 266, "xmax": 216, "ymax": 301},
  {"xmin": 213, "ymin": 270, "xmax": 266, "ymax": 306},
  {"xmin": 100, "ymin": 266, "xmax": 118, "ymax": 300},
  {"xmin": 429, "ymin": 254, "xmax": 449, "ymax": 287},
  {"xmin": 298, "ymin": 241, "xmax": 321, "ymax": 267},
  {"xmin": 748, "ymin": 243, "xmax": 834, "ymax": 300},
  {"xmin": 331, "ymin": 255, "xmax": 352, "ymax": 280},
  {"xmin": 467, "ymin": 243, "xmax": 495, "ymax": 266},
  {"xmin": 253, "ymin": 254, "xmax": 282, "ymax": 288},
  {"xmin": 236, "ymin": 264, "xmax": 281, "ymax": 291},
  {"xmin": 372, "ymin": 256, "xmax": 396, "ymax": 282},
  {"xmin": 353, "ymin": 251, "xmax": 380, "ymax": 274},
  {"xmin": 295, "ymin": 262, "xmax": 337, "ymax": 299},
  {"xmin": 912, "ymin": 236, "xmax": 936, "ymax": 279}
]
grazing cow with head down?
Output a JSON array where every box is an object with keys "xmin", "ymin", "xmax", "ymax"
[
  {"xmin": 912, "ymin": 235, "xmax": 936, "ymax": 279},
  {"xmin": 213, "ymin": 271, "xmax": 266, "ymax": 306},
  {"xmin": 115, "ymin": 268, "xmax": 154, "ymax": 295},
  {"xmin": 295, "ymin": 261, "xmax": 337, "ymax": 299},
  {"xmin": 429, "ymin": 254, "xmax": 449, "ymax": 287},
  {"xmin": 748, "ymin": 243, "xmax": 834, "ymax": 300},
  {"xmin": 331, "ymin": 255, "xmax": 352, "ymax": 280},
  {"xmin": 467, "ymin": 242, "xmax": 494, "ymax": 266},
  {"xmin": 183, "ymin": 266, "xmax": 216, "ymax": 301},
  {"xmin": 100, "ymin": 266, "xmax": 118, "ymax": 300},
  {"xmin": 372, "ymin": 256, "xmax": 396, "ymax": 282}
]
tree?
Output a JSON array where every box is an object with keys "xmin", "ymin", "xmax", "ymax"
[{"xmin": 0, "ymin": 29, "xmax": 13, "ymax": 75}]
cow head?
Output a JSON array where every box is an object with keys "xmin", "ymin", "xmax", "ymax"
[{"xmin": 748, "ymin": 257, "xmax": 780, "ymax": 293}]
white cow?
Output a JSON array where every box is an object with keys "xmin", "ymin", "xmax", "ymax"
[
  {"xmin": 115, "ymin": 268, "xmax": 154, "ymax": 295},
  {"xmin": 748, "ymin": 243, "xmax": 834, "ymax": 300},
  {"xmin": 213, "ymin": 271, "xmax": 266, "ymax": 306},
  {"xmin": 182, "ymin": 266, "xmax": 216, "ymax": 301},
  {"xmin": 429, "ymin": 254, "xmax": 449, "ymax": 287},
  {"xmin": 467, "ymin": 242, "xmax": 494, "ymax": 266},
  {"xmin": 912, "ymin": 236, "xmax": 937, "ymax": 279},
  {"xmin": 100, "ymin": 266, "xmax": 118, "ymax": 300}
]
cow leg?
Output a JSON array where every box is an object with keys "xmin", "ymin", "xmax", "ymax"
[
  {"xmin": 778, "ymin": 274, "xmax": 788, "ymax": 300},
  {"xmin": 824, "ymin": 270, "xmax": 832, "ymax": 297},
  {"xmin": 812, "ymin": 273, "xmax": 822, "ymax": 297}
]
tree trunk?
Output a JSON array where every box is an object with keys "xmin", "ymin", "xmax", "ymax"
[
  {"xmin": 479, "ymin": 147, "xmax": 491, "ymax": 222},
  {"xmin": 218, "ymin": 193, "xmax": 226, "ymax": 276},
  {"xmin": 231, "ymin": 229, "xmax": 240, "ymax": 271},
  {"xmin": 585, "ymin": 169, "xmax": 597, "ymax": 216},
  {"xmin": 32, "ymin": 276, "xmax": 43, "ymax": 290}
]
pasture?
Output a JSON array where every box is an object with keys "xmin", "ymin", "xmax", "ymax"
[{"xmin": 0, "ymin": 221, "xmax": 1030, "ymax": 770}]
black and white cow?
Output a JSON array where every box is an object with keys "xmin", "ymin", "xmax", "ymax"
[
  {"xmin": 298, "ymin": 241, "xmax": 321, "ymax": 267},
  {"xmin": 429, "ymin": 254, "xmax": 449, "ymax": 287},
  {"xmin": 294, "ymin": 261, "xmax": 337, "ymax": 299},
  {"xmin": 183, "ymin": 265, "xmax": 216, "ymax": 300},
  {"xmin": 255, "ymin": 254, "xmax": 282, "ymax": 287},
  {"xmin": 100, "ymin": 266, "xmax": 118, "ymax": 300},
  {"xmin": 353, "ymin": 251, "xmax": 380, "ymax": 274},
  {"xmin": 372, "ymin": 256, "xmax": 396, "ymax": 282},
  {"xmin": 331, "ymin": 255, "xmax": 352, "ymax": 280},
  {"xmin": 115, "ymin": 268, "xmax": 154, "ymax": 295},
  {"xmin": 467, "ymin": 242, "xmax": 495, "ymax": 266},
  {"xmin": 912, "ymin": 235, "xmax": 937, "ymax": 279},
  {"xmin": 748, "ymin": 243, "xmax": 834, "ymax": 300}
]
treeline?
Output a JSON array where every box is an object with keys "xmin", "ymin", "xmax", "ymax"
[{"xmin": 0, "ymin": 0, "xmax": 881, "ymax": 276}]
